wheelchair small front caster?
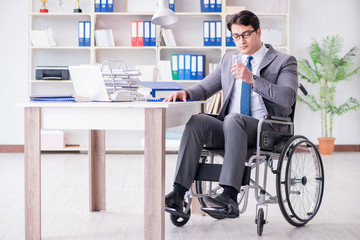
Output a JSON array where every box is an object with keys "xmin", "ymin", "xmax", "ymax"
[
  {"xmin": 169, "ymin": 202, "xmax": 191, "ymax": 227},
  {"xmin": 256, "ymin": 208, "xmax": 266, "ymax": 236}
]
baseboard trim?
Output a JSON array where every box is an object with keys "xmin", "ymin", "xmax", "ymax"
[
  {"xmin": 0, "ymin": 145, "xmax": 24, "ymax": 153},
  {"xmin": 0, "ymin": 144, "xmax": 359, "ymax": 153}
]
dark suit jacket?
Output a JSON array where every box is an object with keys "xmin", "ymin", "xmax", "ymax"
[{"xmin": 185, "ymin": 44, "xmax": 298, "ymax": 131}]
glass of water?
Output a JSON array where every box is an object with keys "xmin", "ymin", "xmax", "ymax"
[{"xmin": 232, "ymin": 52, "xmax": 242, "ymax": 78}]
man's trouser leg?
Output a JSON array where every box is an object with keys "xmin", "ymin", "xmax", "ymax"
[
  {"xmin": 219, "ymin": 113, "xmax": 272, "ymax": 191},
  {"xmin": 174, "ymin": 114, "xmax": 224, "ymax": 189}
]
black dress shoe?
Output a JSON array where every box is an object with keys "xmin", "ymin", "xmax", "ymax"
[
  {"xmin": 202, "ymin": 193, "xmax": 239, "ymax": 218},
  {"xmin": 165, "ymin": 191, "xmax": 189, "ymax": 218}
]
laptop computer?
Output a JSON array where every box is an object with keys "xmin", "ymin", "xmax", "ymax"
[{"xmin": 69, "ymin": 66, "xmax": 139, "ymax": 102}]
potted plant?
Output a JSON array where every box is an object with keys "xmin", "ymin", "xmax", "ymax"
[{"xmin": 297, "ymin": 35, "xmax": 360, "ymax": 154}]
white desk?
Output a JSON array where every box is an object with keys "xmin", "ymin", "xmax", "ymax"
[{"xmin": 21, "ymin": 101, "xmax": 203, "ymax": 240}]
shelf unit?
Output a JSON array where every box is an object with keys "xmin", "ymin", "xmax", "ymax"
[{"xmin": 28, "ymin": 0, "xmax": 290, "ymax": 150}]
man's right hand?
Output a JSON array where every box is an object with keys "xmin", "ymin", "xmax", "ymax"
[{"xmin": 163, "ymin": 90, "xmax": 188, "ymax": 102}]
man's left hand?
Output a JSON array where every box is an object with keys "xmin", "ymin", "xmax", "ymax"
[{"xmin": 231, "ymin": 63, "xmax": 253, "ymax": 83}]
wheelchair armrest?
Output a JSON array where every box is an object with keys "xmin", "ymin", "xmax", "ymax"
[{"xmin": 264, "ymin": 114, "xmax": 292, "ymax": 122}]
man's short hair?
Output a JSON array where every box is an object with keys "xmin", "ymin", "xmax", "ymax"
[{"xmin": 226, "ymin": 10, "xmax": 260, "ymax": 32}]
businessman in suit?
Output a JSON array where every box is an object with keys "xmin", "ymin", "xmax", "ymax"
[{"xmin": 164, "ymin": 10, "xmax": 298, "ymax": 217}]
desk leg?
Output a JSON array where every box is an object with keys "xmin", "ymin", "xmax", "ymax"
[
  {"xmin": 89, "ymin": 130, "xmax": 106, "ymax": 212},
  {"xmin": 25, "ymin": 107, "xmax": 41, "ymax": 240},
  {"xmin": 144, "ymin": 108, "xmax": 165, "ymax": 240}
]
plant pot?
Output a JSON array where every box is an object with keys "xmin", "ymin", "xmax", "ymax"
[{"xmin": 318, "ymin": 138, "xmax": 336, "ymax": 155}]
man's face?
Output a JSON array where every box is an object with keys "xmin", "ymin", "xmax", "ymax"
[{"xmin": 231, "ymin": 24, "xmax": 262, "ymax": 56}]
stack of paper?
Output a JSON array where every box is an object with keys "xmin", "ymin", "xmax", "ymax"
[
  {"xmin": 161, "ymin": 28, "xmax": 177, "ymax": 46},
  {"xmin": 95, "ymin": 29, "xmax": 115, "ymax": 47},
  {"xmin": 30, "ymin": 28, "xmax": 56, "ymax": 47}
]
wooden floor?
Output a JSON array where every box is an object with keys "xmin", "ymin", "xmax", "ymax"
[{"xmin": 0, "ymin": 152, "xmax": 359, "ymax": 239}]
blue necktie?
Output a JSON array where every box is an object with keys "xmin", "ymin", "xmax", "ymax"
[{"xmin": 240, "ymin": 56, "xmax": 253, "ymax": 116}]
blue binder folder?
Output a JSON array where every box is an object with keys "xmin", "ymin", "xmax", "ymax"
[
  {"xmin": 150, "ymin": 23, "xmax": 156, "ymax": 46},
  {"xmin": 95, "ymin": 0, "xmax": 101, "ymax": 12},
  {"xmin": 107, "ymin": 0, "xmax": 113, "ymax": 12},
  {"xmin": 197, "ymin": 55, "xmax": 205, "ymax": 80},
  {"xmin": 178, "ymin": 54, "xmax": 185, "ymax": 80},
  {"xmin": 169, "ymin": 0, "xmax": 175, "ymax": 11},
  {"xmin": 190, "ymin": 55, "xmax": 197, "ymax": 80},
  {"xmin": 100, "ymin": 0, "xmax": 107, "ymax": 12},
  {"xmin": 203, "ymin": 21, "xmax": 210, "ymax": 46},
  {"xmin": 184, "ymin": 54, "xmax": 191, "ymax": 80},
  {"xmin": 215, "ymin": 0, "xmax": 222, "ymax": 12},
  {"xmin": 216, "ymin": 21, "xmax": 222, "ymax": 46},
  {"xmin": 84, "ymin": 21, "xmax": 91, "ymax": 47},
  {"xmin": 209, "ymin": 21, "xmax": 216, "ymax": 46},
  {"xmin": 144, "ymin": 21, "xmax": 151, "ymax": 46},
  {"xmin": 78, "ymin": 21, "xmax": 85, "ymax": 47},
  {"xmin": 201, "ymin": 0, "xmax": 209, "ymax": 12},
  {"xmin": 209, "ymin": 0, "xmax": 215, "ymax": 12},
  {"xmin": 136, "ymin": 81, "xmax": 186, "ymax": 98}
]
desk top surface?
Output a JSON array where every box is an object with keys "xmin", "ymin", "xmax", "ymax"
[{"xmin": 18, "ymin": 101, "xmax": 205, "ymax": 109}]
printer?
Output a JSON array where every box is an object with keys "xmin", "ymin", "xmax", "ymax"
[{"xmin": 35, "ymin": 66, "xmax": 70, "ymax": 80}]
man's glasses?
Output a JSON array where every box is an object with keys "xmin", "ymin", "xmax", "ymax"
[{"xmin": 231, "ymin": 30, "xmax": 256, "ymax": 41}]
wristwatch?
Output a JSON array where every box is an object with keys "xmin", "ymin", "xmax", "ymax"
[{"xmin": 250, "ymin": 74, "xmax": 257, "ymax": 87}]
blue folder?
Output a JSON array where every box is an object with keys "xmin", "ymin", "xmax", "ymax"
[{"xmin": 136, "ymin": 81, "xmax": 186, "ymax": 98}]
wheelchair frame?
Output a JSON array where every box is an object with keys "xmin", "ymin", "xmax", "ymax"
[{"xmin": 169, "ymin": 115, "xmax": 325, "ymax": 236}]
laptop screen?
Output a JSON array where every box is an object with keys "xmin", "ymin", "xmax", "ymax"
[{"xmin": 69, "ymin": 66, "xmax": 110, "ymax": 101}]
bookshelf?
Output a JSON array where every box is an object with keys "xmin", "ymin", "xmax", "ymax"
[{"xmin": 28, "ymin": 0, "xmax": 290, "ymax": 150}]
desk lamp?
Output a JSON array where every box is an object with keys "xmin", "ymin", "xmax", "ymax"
[{"xmin": 151, "ymin": 0, "xmax": 178, "ymax": 81}]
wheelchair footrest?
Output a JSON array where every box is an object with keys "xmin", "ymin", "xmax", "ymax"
[
  {"xmin": 165, "ymin": 206, "xmax": 190, "ymax": 219},
  {"xmin": 201, "ymin": 206, "xmax": 239, "ymax": 219}
]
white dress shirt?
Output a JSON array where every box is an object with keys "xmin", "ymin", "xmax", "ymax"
[{"xmin": 228, "ymin": 43, "xmax": 268, "ymax": 120}]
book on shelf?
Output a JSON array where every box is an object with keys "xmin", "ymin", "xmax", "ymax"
[
  {"xmin": 30, "ymin": 28, "xmax": 56, "ymax": 47},
  {"xmin": 161, "ymin": 28, "xmax": 177, "ymax": 47},
  {"xmin": 95, "ymin": 29, "xmax": 115, "ymax": 47}
]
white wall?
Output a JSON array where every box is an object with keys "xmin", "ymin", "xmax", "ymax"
[
  {"xmin": 0, "ymin": 0, "xmax": 359, "ymax": 146},
  {"xmin": 290, "ymin": 0, "xmax": 360, "ymax": 144},
  {"xmin": 0, "ymin": 1, "xmax": 28, "ymax": 144}
]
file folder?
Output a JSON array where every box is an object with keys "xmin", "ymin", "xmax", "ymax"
[
  {"xmin": 203, "ymin": 21, "xmax": 210, "ymax": 46},
  {"xmin": 201, "ymin": 0, "xmax": 210, "ymax": 12},
  {"xmin": 226, "ymin": 28, "xmax": 235, "ymax": 46},
  {"xmin": 216, "ymin": 0, "xmax": 222, "ymax": 12},
  {"xmin": 131, "ymin": 21, "xmax": 137, "ymax": 46},
  {"xmin": 78, "ymin": 21, "xmax": 85, "ymax": 47},
  {"xmin": 209, "ymin": 21, "xmax": 216, "ymax": 46},
  {"xmin": 197, "ymin": 55, "xmax": 205, "ymax": 80},
  {"xmin": 100, "ymin": 0, "xmax": 107, "ymax": 12},
  {"xmin": 135, "ymin": 81, "xmax": 186, "ymax": 98},
  {"xmin": 190, "ymin": 55, "xmax": 197, "ymax": 80},
  {"xmin": 84, "ymin": 21, "xmax": 91, "ymax": 46},
  {"xmin": 169, "ymin": 0, "xmax": 175, "ymax": 12},
  {"xmin": 178, "ymin": 54, "xmax": 185, "ymax": 80},
  {"xmin": 209, "ymin": 0, "xmax": 215, "ymax": 12},
  {"xmin": 144, "ymin": 21, "xmax": 150, "ymax": 46},
  {"xmin": 216, "ymin": 21, "xmax": 222, "ymax": 46},
  {"xmin": 171, "ymin": 54, "xmax": 179, "ymax": 80},
  {"xmin": 184, "ymin": 54, "xmax": 191, "ymax": 80},
  {"xmin": 150, "ymin": 23, "xmax": 156, "ymax": 46},
  {"xmin": 95, "ymin": 0, "xmax": 101, "ymax": 12},
  {"xmin": 107, "ymin": 0, "xmax": 113, "ymax": 12},
  {"xmin": 137, "ymin": 21, "xmax": 144, "ymax": 46}
]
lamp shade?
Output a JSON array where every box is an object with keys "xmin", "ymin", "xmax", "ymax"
[{"xmin": 151, "ymin": 0, "xmax": 178, "ymax": 26}]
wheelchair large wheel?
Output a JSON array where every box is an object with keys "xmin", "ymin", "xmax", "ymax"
[{"xmin": 276, "ymin": 135, "xmax": 324, "ymax": 227}]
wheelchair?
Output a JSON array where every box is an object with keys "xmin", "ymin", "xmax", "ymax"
[{"xmin": 167, "ymin": 85, "xmax": 325, "ymax": 236}]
